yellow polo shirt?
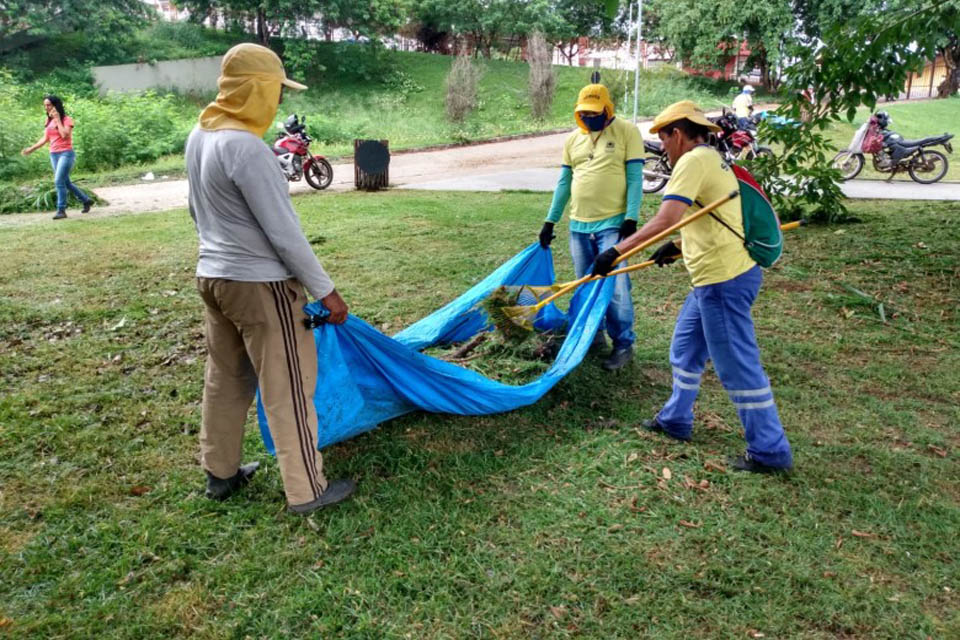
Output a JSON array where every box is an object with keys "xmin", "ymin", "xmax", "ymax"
[
  {"xmin": 562, "ymin": 117, "xmax": 644, "ymax": 223},
  {"xmin": 732, "ymin": 93, "xmax": 753, "ymax": 118},
  {"xmin": 663, "ymin": 145, "xmax": 755, "ymax": 286}
]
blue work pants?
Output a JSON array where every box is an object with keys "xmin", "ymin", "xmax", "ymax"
[{"xmin": 656, "ymin": 266, "xmax": 793, "ymax": 468}]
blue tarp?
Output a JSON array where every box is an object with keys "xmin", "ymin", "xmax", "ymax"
[{"xmin": 258, "ymin": 243, "xmax": 615, "ymax": 451}]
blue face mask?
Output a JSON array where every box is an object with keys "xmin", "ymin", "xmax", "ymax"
[{"xmin": 582, "ymin": 113, "xmax": 607, "ymax": 131}]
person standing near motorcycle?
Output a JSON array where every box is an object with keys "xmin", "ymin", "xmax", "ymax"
[
  {"xmin": 732, "ymin": 85, "xmax": 754, "ymax": 130},
  {"xmin": 591, "ymin": 100, "xmax": 794, "ymax": 474},
  {"xmin": 538, "ymin": 83, "xmax": 644, "ymax": 371},
  {"xmin": 20, "ymin": 95, "xmax": 94, "ymax": 220},
  {"xmin": 185, "ymin": 43, "xmax": 355, "ymax": 514}
]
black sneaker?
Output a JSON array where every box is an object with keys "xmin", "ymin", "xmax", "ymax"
[
  {"xmin": 205, "ymin": 462, "xmax": 260, "ymax": 500},
  {"xmin": 602, "ymin": 347, "xmax": 632, "ymax": 371},
  {"xmin": 728, "ymin": 453, "xmax": 792, "ymax": 475},
  {"xmin": 288, "ymin": 478, "xmax": 356, "ymax": 515},
  {"xmin": 52, "ymin": 210, "xmax": 67, "ymax": 220},
  {"xmin": 641, "ymin": 417, "xmax": 691, "ymax": 442},
  {"xmin": 81, "ymin": 200, "xmax": 92, "ymax": 213}
]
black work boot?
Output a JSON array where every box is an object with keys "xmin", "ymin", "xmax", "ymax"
[
  {"xmin": 641, "ymin": 417, "xmax": 691, "ymax": 442},
  {"xmin": 288, "ymin": 478, "xmax": 356, "ymax": 515},
  {"xmin": 81, "ymin": 200, "xmax": 92, "ymax": 213},
  {"xmin": 205, "ymin": 462, "xmax": 260, "ymax": 500},
  {"xmin": 602, "ymin": 346, "xmax": 632, "ymax": 371},
  {"xmin": 52, "ymin": 209, "xmax": 67, "ymax": 220},
  {"xmin": 728, "ymin": 453, "xmax": 792, "ymax": 475}
]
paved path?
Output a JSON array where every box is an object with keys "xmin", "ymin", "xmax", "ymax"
[
  {"xmin": 400, "ymin": 168, "xmax": 960, "ymax": 201},
  {"xmin": 3, "ymin": 108, "xmax": 958, "ymax": 227}
]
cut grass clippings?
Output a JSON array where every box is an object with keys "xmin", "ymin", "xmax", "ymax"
[{"xmin": 1, "ymin": 191, "xmax": 959, "ymax": 638}]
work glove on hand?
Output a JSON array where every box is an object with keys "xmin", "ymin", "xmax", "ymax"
[
  {"xmin": 618, "ymin": 219, "xmax": 637, "ymax": 240},
  {"xmin": 592, "ymin": 247, "xmax": 621, "ymax": 277},
  {"xmin": 538, "ymin": 222, "xmax": 555, "ymax": 249},
  {"xmin": 650, "ymin": 240, "xmax": 682, "ymax": 267}
]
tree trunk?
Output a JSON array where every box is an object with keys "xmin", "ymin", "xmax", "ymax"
[
  {"xmin": 256, "ymin": 8, "xmax": 268, "ymax": 45},
  {"xmin": 936, "ymin": 44, "xmax": 960, "ymax": 98}
]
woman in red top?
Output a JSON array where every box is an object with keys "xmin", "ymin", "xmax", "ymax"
[{"xmin": 21, "ymin": 95, "xmax": 93, "ymax": 220}]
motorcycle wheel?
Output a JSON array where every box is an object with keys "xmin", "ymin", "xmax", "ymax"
[
  {"xmin": 304, "ymin": 158, "xmax": 333, "ymax": 190},
  {"xmin": 831, "ymin": 151, "xmax": 864, "ymax": 181},
  {"xmin": 908, "ymin": 149, "xmax": 948, "ymax": 184},
  {"xmin": 642, "ymin": 156, "xmax": 669, "ymax": 193}
]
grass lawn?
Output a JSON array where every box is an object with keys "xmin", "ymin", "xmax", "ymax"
[
  {"xmin": 1, "ymin": 191, "xmax": 959, "ymax": 638},
  {"xmin": 819, "ymin": 96, "xmax": 960, "ymax": 182}
]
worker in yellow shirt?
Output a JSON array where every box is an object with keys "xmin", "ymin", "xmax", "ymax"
[
  {"xmin": 591, "ymin": 100, "xmax": 793, "ymax": 473},
  {"xmin": 538, "ymin": 84, "xmax": 645, "ymax": 371},
  {"xmin": 732, "ymin": 85, "xmax": 754, "ymax": 129}
]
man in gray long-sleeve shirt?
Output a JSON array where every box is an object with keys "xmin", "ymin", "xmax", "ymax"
[{"xmin": 186, "ymin": 43, "xmax": 355, "ymax": 514}]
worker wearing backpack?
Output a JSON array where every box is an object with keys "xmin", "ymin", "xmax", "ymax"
[{"xmin": 591, "ymin": 100, "xmax": 793, "ymax": 474}]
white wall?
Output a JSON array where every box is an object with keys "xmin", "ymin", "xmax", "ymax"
[{"xmin": 91, "ymin": 56, "xmax": 222, "ymax": 95}]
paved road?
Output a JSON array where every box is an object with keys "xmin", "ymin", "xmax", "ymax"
[
  {"xmin": 400, "ymin": 168, "xmax": 960, "ymax": 201},
  {"xmin": 3, "ymin": 111, "xmax": 958, "ymax": 227}
]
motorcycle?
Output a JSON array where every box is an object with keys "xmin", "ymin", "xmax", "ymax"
[
  {"xmin": 711, "ymin": 110, "xmax": 774, "ymax": 164},
  {"xmin": 831, "ymin": 111, "xmax": 953, "ymax": 184},
  {"xmin": 640, "ymin": 110, "xmax": 772, "ymax": 194},
  {"xmin": 641, "ymin": 138, "xmax": 672, "ymax": 193},
  {"xmin": 273, "ymin": 114, "xmax": 333, "ymax": 190}
]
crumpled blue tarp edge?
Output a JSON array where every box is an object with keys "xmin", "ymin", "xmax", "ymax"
[{"xmin": 257, "ymin": 243, "xmax": 614, "ymax": 451}]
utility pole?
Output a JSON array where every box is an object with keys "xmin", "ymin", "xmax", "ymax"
[
  {"xmin": 632, "ymin": 0, "xmax": 642, "ymax": 123},
  {"xmin": 625, "ymin": 2, "xmax": 633, "ymax": 69}
]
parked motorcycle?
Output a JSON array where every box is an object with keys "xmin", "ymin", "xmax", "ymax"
[
  {"xmin": 711, "ymin": 110, "xmax": 774, "ymax": 164},
  {"xmin": 641, "ymin": 138, "xmax": 671, "ymax": 193},
  {"xmin": 832, "ymin": 111, "xmax": 953, "ymax": 184},
  {"xmin": 273, "ymin": 114, "xmax": 333, "ymax": 190},
  {"xmin": 640, "ymin": 110, "xmax": 772, "ymax": 194}
]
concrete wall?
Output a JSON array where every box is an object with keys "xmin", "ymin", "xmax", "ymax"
[{"xmin": 91, "ymin": 56, "xmax": 222, "ymax": 95}]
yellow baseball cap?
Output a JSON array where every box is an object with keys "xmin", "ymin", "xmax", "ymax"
[
  {"xmin": 220, "ymin": 43, "xmax": 307, "ymax": 91},
  {"xmin": 649, "ymin": 100, "xmax": 720, "ymax": 134},
  {"xmin": 574, "ymin": 84, "xmax": 614, "ymax": 132},
  {"xmin": 575, "ymin": 84, "xmax": 613, "ymax": 115}
]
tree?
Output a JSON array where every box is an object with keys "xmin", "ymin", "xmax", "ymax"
[
  {"xmin": 645, "ymin": 0, "xmax": 793, "ymax": 89},
  {"xmin": 794, "ymin": 0, "xmax": 960, "ymax": 98},
  {"xmin": 0, "ymin": 0, "xmax": 147, "ymax": 55},
  {"xmin": 753, "ymin": 1, "xmax": 960, "ymax": 222},
  {"xmin": 527, "ymin": 30, "xmax": 555, "ymax": 119},
  {"xmin": 936, "ymin": 32, "xmax": 959, "ymax": 97},
  {"xmin": 543, "ymin": 0, "xmax": 619, "ymax": 66}
]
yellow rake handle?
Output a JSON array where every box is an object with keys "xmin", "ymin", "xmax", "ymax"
[
  {"xmin": 552, "ymin": 219, "xmax": 806, "ymax": 289},
  {"xmin": 530, "ymin": 190, "xmax": 739, "ymax": 311}
]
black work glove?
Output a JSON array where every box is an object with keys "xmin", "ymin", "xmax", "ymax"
[
  {"xmin": 618, "ymin": 218, "xmax": 637, "ymax": 240},
  {"xmin": 538, "ymin": 222, "xmax": 555, "ymax": 249},
  {"xmin": 592, "ymin": 247, "xmax": 622, "ymax": 277},
  {"xmin": 650, "ymin": 240, "xmax": 682, "ymax": 267}
]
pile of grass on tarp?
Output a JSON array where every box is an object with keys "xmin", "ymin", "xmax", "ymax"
[{"xmin": 425, "ymin": 329, "xmax": 563, "ymax": 385}]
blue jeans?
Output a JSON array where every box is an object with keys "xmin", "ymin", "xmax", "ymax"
[
  {"xmin": 568, "ymin": 228, "xmax": 635, "ymax": 349},
  {"xmin": 656, "ymin": 266, "xmax": 793, "ymax": 468},
  {"xmin": 50, "ymin": 150, "xmax": 90, "ymax": 211}
]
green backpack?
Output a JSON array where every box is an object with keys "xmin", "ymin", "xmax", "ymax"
[{"xmin": 709, "ymin": 164, "xmax": 783, "ymax": 268}]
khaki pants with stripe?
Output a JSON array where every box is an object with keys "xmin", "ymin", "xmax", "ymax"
[{"xmin": 197, "ymin": 277, "xmax": 328, "ymax": 506}]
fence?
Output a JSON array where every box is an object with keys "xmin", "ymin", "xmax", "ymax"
[{"xmin": 898, "ymin": 56, "xmax": 949, "ymax": 100}]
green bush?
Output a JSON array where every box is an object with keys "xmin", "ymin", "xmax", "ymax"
[
  {"xmin": 0, "ymin": 71, "xmax": 197, "ymax": 181},
  {"xmin": 70, "ymin": 91, "xmax": 195, "ymax": 171},
  {"xmin": 281, "ymin": 40, "xmax": 401, "ymax": 86}
]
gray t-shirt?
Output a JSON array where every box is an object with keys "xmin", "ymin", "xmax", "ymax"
[{"xmin": 185, "ymin": 126, "xmax": 335, "ymax": 300}]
